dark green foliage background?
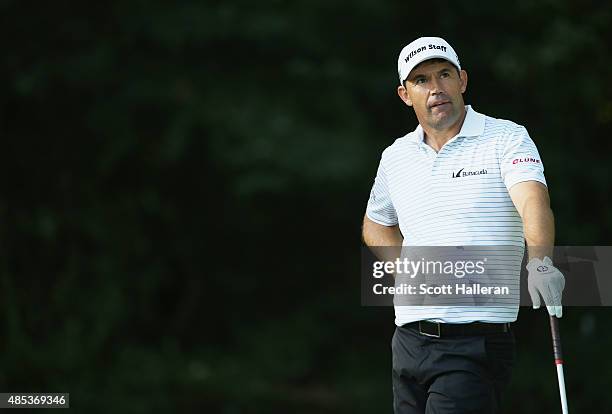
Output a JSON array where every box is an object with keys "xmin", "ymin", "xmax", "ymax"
[{"xmin": 1, "ymin": 1, "xmax": 611, "ymax": 412}]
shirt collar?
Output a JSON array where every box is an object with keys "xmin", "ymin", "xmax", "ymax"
[{"xmin": 412, "ymin": 105, "xmax": 485, "ymax": 144}]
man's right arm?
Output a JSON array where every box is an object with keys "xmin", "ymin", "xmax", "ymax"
[
  {"xmin": 362, "ymin": 215, "xmax": 403, "ymax": 262},
  {"xmin": 363, "ymin": 152, "xmax": 402, "ymax": 256},
  {"xmin": 362, "ymin": 214, "xmax": 403, "ymax": 246}
]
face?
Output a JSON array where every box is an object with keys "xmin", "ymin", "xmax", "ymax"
[{"xmin": 397, "ymin": 60, "xmax": 468, "ymax": 132}]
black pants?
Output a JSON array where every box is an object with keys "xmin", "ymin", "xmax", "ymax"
[{"xmin": 391, "ymin": 324, "xmax": 515, "ymax": 414}]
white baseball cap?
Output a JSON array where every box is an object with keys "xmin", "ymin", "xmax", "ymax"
[{"xmin": 397, "ymin": 37, "xmax": 461, "ymax": 84}]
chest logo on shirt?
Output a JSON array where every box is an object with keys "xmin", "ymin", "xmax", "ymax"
[{"xmin": 452, "ymin": 167, "xmax": 488, "ymax": 178}]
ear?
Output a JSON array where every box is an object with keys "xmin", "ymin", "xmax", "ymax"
[
  {"xmin": 397, "ymin": 85, "xmax": 413, "ymax": 107},
  {"xmin": 459, "ymin": 69, "xmax": 468, "ymax": 94}
]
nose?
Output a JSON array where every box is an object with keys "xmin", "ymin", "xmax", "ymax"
[{"xmin": 430, "ymin": 77, "xmax": 444, "ymax": 94}]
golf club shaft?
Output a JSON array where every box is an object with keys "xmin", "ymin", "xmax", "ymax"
[{"xmin": 549, "ymin": 315, "xmax": 568, "ymax": 414}]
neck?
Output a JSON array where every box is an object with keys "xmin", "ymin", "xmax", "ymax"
[{"xmin": 422, "ymin": 108, "xmax": 467, "ymax": 152}]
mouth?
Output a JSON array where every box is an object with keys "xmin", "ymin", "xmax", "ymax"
[{"xmin": 429, "ymin": 101, "xmax": 450, "ymax": 109}]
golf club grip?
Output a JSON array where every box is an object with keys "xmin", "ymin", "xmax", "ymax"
[{"xmin": 549, "ymin": 315, "xmax": 563, "ymax": 362}]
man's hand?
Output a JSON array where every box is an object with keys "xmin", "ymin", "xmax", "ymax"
[{"xmin": 527, "ymin": 256, "xmax": 565, "ymax": 318}]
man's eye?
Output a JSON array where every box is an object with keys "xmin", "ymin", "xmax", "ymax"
[
  {"xmin": 415, "ymin": 78, "xmax": 426, "ymax": 84},
  {"xmin": 440, "ymin": 72, "xmax": 450, "ymax": 78}
]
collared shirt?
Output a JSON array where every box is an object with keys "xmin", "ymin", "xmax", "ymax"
[{"xmin": 366, "ymin": 106, "xmax": 546, "ymax": 325}]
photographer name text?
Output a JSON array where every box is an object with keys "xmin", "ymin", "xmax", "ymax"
[{"xmin": 372, "ymin": 283, "xmax": 510, "ymax": 296}]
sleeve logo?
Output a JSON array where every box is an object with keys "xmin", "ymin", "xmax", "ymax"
[{"xmin": 512, "ymin": 157, "xmax": 541, "ymax": 165}]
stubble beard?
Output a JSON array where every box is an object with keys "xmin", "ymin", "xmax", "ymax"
[{"xmin": 427, "ymin": 102, "xmax": 460, "ymax": 131}]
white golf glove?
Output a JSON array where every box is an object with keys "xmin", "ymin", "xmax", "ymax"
[{"xmin": 526, "ymin": 256, "xmax": 565, "ymax": 318}]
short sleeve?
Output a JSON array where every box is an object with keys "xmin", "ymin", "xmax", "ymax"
[
  {"xmin": 500, "ymin": 126, "xmax": 547, "ymax": 190},
  {"xmin": 366, "ymin": 161, "xmax": 398, "ymax": 226}
]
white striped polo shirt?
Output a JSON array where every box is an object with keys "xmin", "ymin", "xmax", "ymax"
[{"xmin": 366, "ymin": 106, "xmax": 547, "ymax": 325}]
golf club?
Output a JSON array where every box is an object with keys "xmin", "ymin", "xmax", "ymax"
[{"xmin": 549, "ymin": 315, "xmax": 569, "ymax": 414}]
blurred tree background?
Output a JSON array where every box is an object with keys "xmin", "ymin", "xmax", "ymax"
[{"xmin": 1, "ymin": 1, "xmax": 611, "ymax": 413}]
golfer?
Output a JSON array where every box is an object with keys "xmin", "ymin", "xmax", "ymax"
[{"xmin": 362, "ymin": 37, "xmax": 565, "ymax": 413}]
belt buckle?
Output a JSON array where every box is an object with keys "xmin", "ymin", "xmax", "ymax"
[{"xmin": 419, "ymin": 321, "xmax": 441, "ymax": 338}]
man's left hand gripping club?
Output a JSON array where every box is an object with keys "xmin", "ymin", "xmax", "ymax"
[{"xmin": 527, "ymin": 256, "xmax": 565, "ymax": 318}]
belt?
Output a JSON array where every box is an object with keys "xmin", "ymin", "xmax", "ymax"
[{"xmin": 404, "ymin": 321, "xmax": 510, "ymax": 338}]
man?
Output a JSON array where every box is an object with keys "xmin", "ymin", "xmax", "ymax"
[{"xmin": 362, "ymin": 37, "xmax": 565, "ymax": 413}]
